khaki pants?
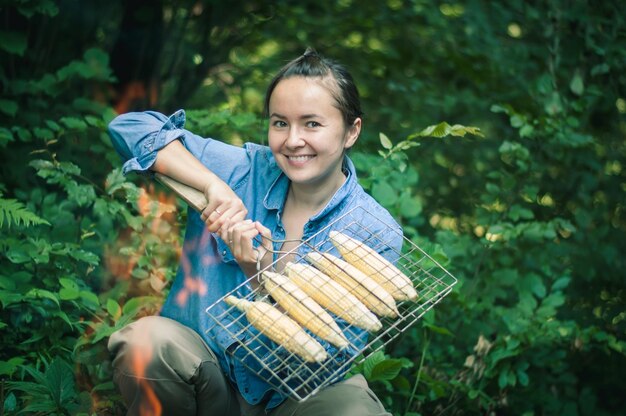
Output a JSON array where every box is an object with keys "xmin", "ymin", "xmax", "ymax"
[{"xmin": 108, "ymin": 316, "xmax": 391, "ymax": 416}]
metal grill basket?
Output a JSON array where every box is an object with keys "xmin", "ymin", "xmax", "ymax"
[{"xmin": 203, "ymin": 204, "xmax": 457, "ymax": 402}]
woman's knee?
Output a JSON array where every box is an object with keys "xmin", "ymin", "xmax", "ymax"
[{"xmin": 108, "ymin": 316, "xmax": 214, "ymax": 382}]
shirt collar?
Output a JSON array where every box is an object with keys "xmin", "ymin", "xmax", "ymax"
[{"xmin": 262, "ymin": 155, "xmax": 358, "ymax": 220}]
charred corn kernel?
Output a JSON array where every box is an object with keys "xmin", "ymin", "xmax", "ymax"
[
  {"xmin": 329, "ymin": 231, "xmax": 418, "ymax": 301},
  {"xmin": 305, "ymin": 252, "xmax": 399, "ymax": 318},
  {"xmin": 224, "ymin": 295, "xmax": 327, "ymax": 363},
  {"xmin": 285, "ymin": 262, "xmax": 382, "ymax": 332},
  {"xmin": 261, "ymin": 271, "xmax": 349, "ymax": 349}
]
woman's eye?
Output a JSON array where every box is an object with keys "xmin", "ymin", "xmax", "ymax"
[
  {"xmin": 272, "ymin": 120, "xmax": 287, "ymax": 128},
  {"xmin": 306, "ymin": 121, "xmax": 321, "ymax": 128}
]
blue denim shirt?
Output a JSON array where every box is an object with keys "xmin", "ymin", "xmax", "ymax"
[{"xmin": 108, "ymin": 110, "xmax": 403, "ymax": 410}]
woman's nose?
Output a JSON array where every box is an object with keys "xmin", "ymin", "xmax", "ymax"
[{"xmin": 285, "ymin": 127, "xmax": 305, "ymax": 148}]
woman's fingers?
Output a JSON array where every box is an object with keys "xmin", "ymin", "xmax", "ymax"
[
  {"xmin": 201, "ymin": 201, "xmax": 248, "ymax": 233},
  {"xmin": 228, "ymin": 220, "xmax": 259, "ymax": 262}
]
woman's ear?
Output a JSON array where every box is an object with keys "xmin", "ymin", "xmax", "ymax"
[{"xmin": 344, "ymin": 117, "xmax": 362, "ymax": 149}]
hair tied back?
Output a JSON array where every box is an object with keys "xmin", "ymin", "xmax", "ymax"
[{"xmin": 302, "ymin": 47, "xmax": 319, "ymax": 58}]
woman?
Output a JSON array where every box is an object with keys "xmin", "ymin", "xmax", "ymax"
[{"xmin": 107, "ymin": 49, "xmax": 402, "ymax": 415}]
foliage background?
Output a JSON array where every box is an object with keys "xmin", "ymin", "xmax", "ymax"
[{"xmin": 1, "ymin": 0, "xmax": 625, "ymax": 414}]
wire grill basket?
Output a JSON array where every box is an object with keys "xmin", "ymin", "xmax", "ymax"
[{"xmin": 203, "ymin": 204, "xmax": 458, "ymax": 402}]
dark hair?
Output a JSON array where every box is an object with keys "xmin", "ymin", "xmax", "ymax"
[{"xmin": 263, "ymin": 48, "xmax": 363, "ymax": 126}]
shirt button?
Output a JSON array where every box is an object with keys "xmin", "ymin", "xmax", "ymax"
[{"xmin": 222, "ymin": 250, "xmax": 227, "ymax": 255}]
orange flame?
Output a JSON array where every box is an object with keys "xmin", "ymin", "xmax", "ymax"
[{"xmin": 131, "ymin": 321, "xmax": 163, "ymax": 416}]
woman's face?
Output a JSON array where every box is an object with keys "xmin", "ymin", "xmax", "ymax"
[{"xmin": 268, "ymin": 76, "xmax": 361, "ymax": 190}]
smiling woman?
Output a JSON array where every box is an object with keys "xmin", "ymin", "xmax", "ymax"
[
  {"xmin": 106, "ymin": 48, "xmax": 401, "ymax": 415},
  {"xmin": 268, "ymin": 77, "xmax": 360, "ymax": 197}
]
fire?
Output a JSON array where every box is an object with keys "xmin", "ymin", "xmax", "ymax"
[
  {"xmin": 114, "ymin": 81, "xmax": 158, "ymax": 115},
  {"xmin": 130, "ymin": 321, "xmax": 163, "ymax": 416}
]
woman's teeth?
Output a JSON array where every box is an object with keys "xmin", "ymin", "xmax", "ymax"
[{"xmin": 288, "ymin": 155, "xmax": 314, "ymax": 162}]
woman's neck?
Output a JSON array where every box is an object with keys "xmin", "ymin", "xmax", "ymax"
[{"xmin": 287, "ymin": 171, "xmax": 347, "ymax": 216}]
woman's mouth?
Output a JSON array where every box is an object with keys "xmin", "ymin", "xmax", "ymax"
[{"xmin": 286, "ymin": 155, "xmax": 315, "ymax": 165}]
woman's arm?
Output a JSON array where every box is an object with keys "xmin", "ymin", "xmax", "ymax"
[
  {"xmin": 153, "ymin": 140, "xmax": 247, "ymax": 233},
  {"xmin": 108, "ymin": 110, "xmax": 250, "ymax": 233},
  {"xmin": 108, "ymin": 110, "xmax": 265, "ymax": 272}
]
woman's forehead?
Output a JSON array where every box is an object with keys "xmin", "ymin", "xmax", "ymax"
[{"xmin": 269, "ymin": 76, "xmax": 340, "ymax": 114}]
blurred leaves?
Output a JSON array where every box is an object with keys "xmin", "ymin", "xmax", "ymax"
[{"xmin": 1, "ymin": 0, "xmax": 625, "ymax": 415}]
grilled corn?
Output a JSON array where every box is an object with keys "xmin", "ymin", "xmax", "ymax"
[
  {"xmin": 329, "ymin": 231, "xmax": 418, "ymax": 301},
  {"xmin": 305, "ymin": 252, "xmax": 399, "ymax": 318},
  {"xmin": 261, "ymin": 271, "xmax": 349, "ymax": 349},
  {"xmin": 224, "ymin": 295, "xmax": 327, "ymax": 363},
  {"xmin": 284, "ymin": 262, "xmax": 383, "ymax": 332}
]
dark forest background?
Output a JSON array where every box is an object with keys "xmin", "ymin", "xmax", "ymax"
[{"xmin": 1, "ymin": 0, "xmax": 625, "ymax": 414}]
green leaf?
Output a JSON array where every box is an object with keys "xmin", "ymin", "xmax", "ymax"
[
  {"xmin": 544, "ymin": 92, "xmax": 563, "ymax": 115},
  {"xmin": 412, "ymin": 122, "xmax": 483, "ymax": 138},
  {"xmin": 510, "ymin": 115, "xmax": 525, "ymax": 128},
  {"xmin": 372, "ymin": 181, "xmax": 398, "ymax": 205},
  {"xmin": 362, "ymin": 350, "xmax": 386, "ymax": 378},
  {"xmin": 59, "ymin": 277, "xmax": 80, "ymax": 300},
  {"xmin": 528, "ymin": 274, "xmax": 547, "ymax": 298},
  {"xmin": 0, "ymin": 290, "xmax": 24, "ymax": 307},
  {"xmin": 542, "ymin": 293, "xmax": 565, "ymax": 309},
  {"xmin": 33, "ymin": 127, "xmax": 54, "ymax": 141},
  {"xmin": 379, "ymin": 132, "xmax": 393, "ymax": 149},
  {"xmin": 45, "ymin": 358, "xmax": 77, "ymax": 404},
  {"xmin": 69, "ymin": 248, "xmax": 100, "ymax": 266},
  {"xmin": 0, "ymin": 31, "xmax": 27, "ymax": 56},
  {"xmin": 26, "ymin": 288, "xmax": 60, "ymax": 306},
  {"xmin": 0, "ymin": 99, "xmax": 18, "ymax": 117},
  {"xmin": 519, "ymin": 124, "xmax": 534, "ymax": 137},
  {"xmin": 45, "ymin": 119, "xmax": 62, "ymax": 131},
  {"xmin": 3, "ymin": 392, "xmax": 17, "ymax": 411},
  {"xmin": 0, "ymin": 127, "xmax": 14, "ymax": 146},
  {"xmin": 60, "ymin": 117, "xmax": 88, "ymax": 131},
  {"xmin": 570, "ymin": 72, "xmax": 584, "ymax": 96},
  {"xmin": 399, "ymin": 194, "xmax": 422, "ymax": 218},
  {"xmin": 509, "ymin": 205, "xmax": 534, "ymax": 221},
  {"xmin": 552, "ymin": 277, "xmax": 571, "ymax": 291},
  {"xmin": 498, "ymin": 368, "xmax": 510, "ymax": 389},
  {"xmin": 419, "ymin": 122, "xmax": 450, "ymax": 138},
  {"xmin": 67, "ymin": 182, "xmax": 96, "ymax": 206},
  {"xmin": 107, "ymin": 298, "xmax": 122, "ymax": 320},
  {"xmin": 591, "ymin": 63, "xmax": 609, "ymax": 76},
  {"xmin": 13, "ymin": 126, "xmax": 32, "ymax": 142},
  {"xmin": 0, "ymin": 357, "xmax": 26, "ymax": 376},
  {"xmin": 368, "ymin": 358, "xmax": 412, "ymax": 382},
  {"xmin": 517, "ymin": 369, "xmax": 529, "ymax": 386},
  {"xmin": 51, "ymin": 309, "xmax": 74, "ymax": 329},
  {"xmin": 80, "ymin": 290, "xmax": 100, "ymax": 310},
  {"xmin": 16, "ymin": 0, "xmax": 59, "ymax": 18}
]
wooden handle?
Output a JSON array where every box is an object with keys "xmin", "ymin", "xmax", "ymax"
[{"xmin": 154, "ymin": 172, "xmax": 207, "ymax": 213}]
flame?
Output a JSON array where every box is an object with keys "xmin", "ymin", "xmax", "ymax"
[
  {"xmin": 114, "ymin": 81, "xmax": 158, "ymax": 114},
  {"xmin": 82, "ymin": 185, "xmax": 184, "ymax": 412},
  {"xmin": 174, "ymin": 227, "xmax": 219, "ymax": 306},
  {"xmin": 131, "ymin": 321, "xmax": 163, "ymax": 416}
]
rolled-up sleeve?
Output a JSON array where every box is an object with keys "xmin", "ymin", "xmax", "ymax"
[{"xmin": 108, "ymin": 110, "xmax": 187, "ymax": 175}]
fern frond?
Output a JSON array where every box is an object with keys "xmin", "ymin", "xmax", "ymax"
[{"xmin": 0, "ymin": 198, "xmax": 50, "ymax": 228}]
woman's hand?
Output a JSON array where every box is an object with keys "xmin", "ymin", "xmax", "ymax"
[
  {"xmin": 153, "ymin": 140, "xmax": 247, "ymax": 233},
  {"xmin": 199, "ymin": 180, "xmax": 248, "ymax": 234},
  {"xmin": 220, "ymin": 220, "xmax": 273, "ymax": 277}
]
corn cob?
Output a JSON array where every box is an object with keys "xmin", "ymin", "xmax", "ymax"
[
  {"xmin": 305, "ymin": 252, "xmax": 399, "ymax": 318},
  {"xmin": 261, "ymin": 271, "xmax": 349, "ymax": 349},
  {"xmin": 224, "ymin": 295, "xmax": 327, "ymax": 363},
  {"xmin": 329, "ymin": 231, "xmax": 418, "ymax": 301},
  {"xmin": 284, "ymin": 262, "xmax": 383, "ymax": 332}
]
